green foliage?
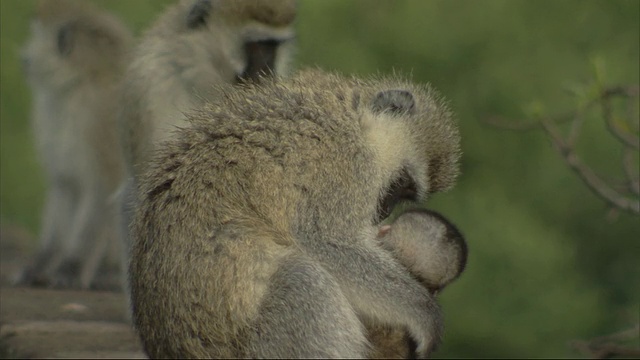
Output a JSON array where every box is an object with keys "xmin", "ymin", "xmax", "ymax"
[{"xmin": 1, "ymin": 0, "xmax": 638, "ymax": 357}]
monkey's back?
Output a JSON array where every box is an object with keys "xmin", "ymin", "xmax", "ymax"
[{"xmin": 130, "ymin": 71, "xmax": 373, "ymax": 356}]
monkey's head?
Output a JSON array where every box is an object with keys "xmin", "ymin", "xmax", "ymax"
[
  {"xmin": 315, "ymin": 69, "xmax": 461, "ymax": 226},
  {"xmin": 151, "ymin": 0, "xmax": 296, "ymax": 87},
  {"xmin": 153, "ymin": 69, "xmax": 461, "ymax": 237},
  {"xmin": 352, "ymin": 73, "xmax": 462, "ymax": 224},
  {"xmin": 21, "ymin": 0, "xmax": 132, "ymax": 89}
]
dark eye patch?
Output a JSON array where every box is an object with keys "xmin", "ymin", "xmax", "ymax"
[
  {"xmin": 57, "ymin": 23, "xmax": 75, "ymax": 57},
  {"xmin": 375, "ymin": 169, "xmax": 418, "ymax": 223},
  {"xmin": 371, "ymin": 89, "xmax": 416, "ymax": 116},
  {"xmin": 186, "ymin": 0, "xmax": 212, "ymax": 29}
]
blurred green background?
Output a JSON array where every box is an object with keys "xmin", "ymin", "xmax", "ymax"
[{"xmin": 1, "ymin": 0, "xmax": 638, "ymax": 358}]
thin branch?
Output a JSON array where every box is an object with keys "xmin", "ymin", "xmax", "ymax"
[
  {"xmin": 540, "ymin": 118, "xmax": 640, "ymax": 213},
  {"xmin": 587, "ymin": 324, "xmax": 639, "ymax": 343},
  {"xmin": 627, "ymin": 93, "xmax": 640, "ymax": 133},
  {"xmin": 601, "ymin": 96, "xmax": 640, "ymax": 150},
  {"xmin": 601, "ymin": 85, "xmax": 639, "ymax": 149},
  {"xmin": 568, "ymin": 111, "xmax": 586, "ymax": 147},
  {"xmin": 483, "ymin": 111, "xmax": 572, "ymax": 131},
  {"xmin": 482, "ymin": 85, "xmax": 639, "ymax": 134},
  {"xmin": 484, "ymin": 83, "xmax": 640, "ymax": 214},
  {"xmin": 571, "ymin": 324, "xmax": 640, "ymax": 359},
  {"xmin": 572, "ymin": 340, "xmax": 640, "ymax": 359},
  {"xmin": 623, "ymin": 148, "xmax": 640, "ymax": 196},
  {"xmin": 602, "ymin": 84, "xmax": 639, "ymax": 99}
]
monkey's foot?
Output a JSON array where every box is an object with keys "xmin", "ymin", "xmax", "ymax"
[{"xmin": 15, "ymin": 259, "xmax": 122, "ymax": 292}]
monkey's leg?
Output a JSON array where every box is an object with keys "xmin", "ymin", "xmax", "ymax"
[
  {"xmin": 80, "ymin": 209, "xmax": 118, "ymax": 291},
  {"xmin": 16, "ymin": 184, "xmax": 73, "ymax": 286},
  {"xmin": 246, "ymin": 257, "xmax": 370, "ymax": 358},
  {"xmin": 118, "ymin": 176, "xmax": 136, "ymax": 318},
  {"xmin": 50, "ymin": 186, "xmax": 104, "ymax": 289},
  {"xmin": 38, "ymin": 187, "xmax": 65, "ymax": 250},
  {"xmin": 76, "ymin": 195, "xmax": 114, "ymax": 290},
  {"xmin": 118, "ymin": 176, "xmax": 136, "ymax": 276}
]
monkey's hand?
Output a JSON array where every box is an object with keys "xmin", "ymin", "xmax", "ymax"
[{"xmin": 377, "ymin": 209, "xmax": 467, "ymax": 294}]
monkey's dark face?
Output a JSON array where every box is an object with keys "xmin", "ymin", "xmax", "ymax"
[
  {"xmin": 375, "ymin": 169, "xmax": 419, "ymax": 224},
  {"xmin": 182, "ymin": 0, "xmax": 296, "ymax": 85},
  {"xmin": 236, "ymin": 38, "xmax": 285, "ymax": 83},
  {"xmin": 358, "ymin": 85, "xmax": 461, "ymax": 225},
  {"xmin": 364, "ymin": 89, "xmax": 424, "ymax": 224}
]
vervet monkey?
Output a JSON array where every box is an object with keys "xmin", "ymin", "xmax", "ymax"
[
  {"xmin": 18, "ymin": 0, "xmax": 133, "ymax": 290},
  {"xmin": 129, "ymin": 69, "xmax": 463, "ymax": 358},
  {"xmin": 368, "ymin": 208, "xmax": 467, "ymax": 358},
  {"xmin": 117, "ymin": 0, "xmax": 297, "ymax": 303},
  {"xmin": 119, "ymin": 0, "xmax": 297, "ymax": 178}
]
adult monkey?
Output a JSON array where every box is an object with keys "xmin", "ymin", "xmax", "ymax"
[
  {"xmin": 129, "ymin": 69, "xmax": 465, "ymax": 358},
  {"xmin": 18, "ymin": 0, "xmax": 133, "ymax": 290}
]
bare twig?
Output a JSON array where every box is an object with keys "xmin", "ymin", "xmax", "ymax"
[
  {"xmin": 568, "ymin": 111, "xmax": 586, "ymax": 147},
  {"xmin": 601, "ymin": 94, "xmax": 640, "ymax": 150},
  {"xmin": 539, "ymin": 118, "xmax": 640, "ymax": 213},
  {"xmin": 486, "ymin": 80, "xmax": 640, "ymax": 357},
  {"xmin": 484, "ymin": 82, "xmax": 640, "ymax": 214},
  {"xmin": 626, "ymin": 88, "xmax": 640, "ymax": 133},
  {"xmin": 482, "ymin": 85, "xmax": 639, "ymax": 134},
  {"xmin": 622, "ymin": 148, "xmax": 640, "ymax": 196},
  {"xmin": 571, "ymin": 324, "xmax": 640, "ymax": 359},
  {"xmin": 483, "ymin": 111, "xmax": 573, "ymax": 131},
  {"xmin": 590, "ymin": 324, "xmax": 639, "ymax": 343},
  {"xmin": 572, "ymin": 341, "xmax": 640, "ymax": 359},
  {"xmin": 602, "ymin": 84, "xmax": 639, "ymax": 99}
]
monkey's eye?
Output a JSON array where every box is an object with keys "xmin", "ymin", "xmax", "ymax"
[
  {"xmin": 186, "ymin": 0, "xmax": 212, "ymax": 29},
  {"xmin": 57, "ymin": 23, "xmax": 75, "ymax": 57},
  {"xmin": 375, "ymin": 169, "xmax": 418, "ymax": 223}
]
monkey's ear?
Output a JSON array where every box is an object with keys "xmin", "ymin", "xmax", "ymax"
[
  {"xmin": 371, "ymin": 90, "xmax": 416, "ymax": 116},
  {"xmin": 57, "ymin": 23, "xmax": 75, "ymax": 57},
  {"xmin": 186, "ymin": 0, "xmax": 212, "ymax": 29}
]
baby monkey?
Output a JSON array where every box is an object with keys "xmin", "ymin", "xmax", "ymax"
[
  {"xmin": 368, "ymin": 208, "xmax": 467, "ymax": 358},
  {"xmin": 379, "ymin": 208, "xmax": 467, "ymax": 294}
]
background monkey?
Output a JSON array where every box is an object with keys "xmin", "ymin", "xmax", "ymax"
[
  {"xmin": 119, "ymin": 0, "xmax": 297, "ymax": 179},
  {"xmin": 117, "ymin": 0, "xmax": 297, "ymax": 300},
  {"xmin": 129, "ymin": 69, "xmax": 463, "ymax": 358},
  {"xmin": 18, "ymin": 0, "xmax": 133, "ymax": 290}
]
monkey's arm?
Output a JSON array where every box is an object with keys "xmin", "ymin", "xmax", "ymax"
[
  {"xmin": 308, "ymin": 239, "xmax": 443, "ymax": 358},
  {"xmin": 366, "ymin": 209, "xmax": 468, "ymax": 358}
]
